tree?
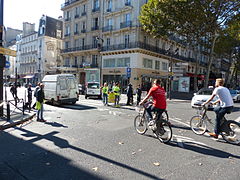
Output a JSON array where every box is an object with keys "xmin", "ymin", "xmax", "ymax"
[{"xmin": 139, "ymin": 0, "xmax": 240, "ymax": 88}]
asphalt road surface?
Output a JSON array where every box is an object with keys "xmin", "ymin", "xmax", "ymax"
[{"xmin": 1, "ymin": 87, "xmax": 240, "ymax": 180}]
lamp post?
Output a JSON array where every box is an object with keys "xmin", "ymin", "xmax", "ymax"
[
  {"xmin": 0, "ymin": 0, "xmax": 5, "ymax": 116},
  {"xmin": 96, "ymin": 37, "xmax": 104, "ymax": 84}
]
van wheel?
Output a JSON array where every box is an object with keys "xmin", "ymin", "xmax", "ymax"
[{"xmin": 85, "ymin": 95, "xmax": 88, "ymax": 99}]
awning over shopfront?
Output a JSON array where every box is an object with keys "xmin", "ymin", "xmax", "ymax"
[{"xmin": 23, "ymin": 75, "xmax": 35, "ymax": 79}]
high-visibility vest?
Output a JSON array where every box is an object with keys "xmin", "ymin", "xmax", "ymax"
[
  {"xmin": 113, "ymin": 86, "xmax": 120, "ymax": 96},
  {"xmin": 102, "ymin": 86, "xmax": 108, "ymax": 94}
]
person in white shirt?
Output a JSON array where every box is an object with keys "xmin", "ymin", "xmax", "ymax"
[{"xmin": 203, "ymin": 78, "xmax": 234, "ymax": 138}]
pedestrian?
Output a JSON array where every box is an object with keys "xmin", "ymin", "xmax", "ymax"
[
  {"xmin": 113, "ymin": 82, "xmax": 120, "ymax": 107},
  {"xmin": 102, "ymin": 82, "xmax": 109, "ymax": 106},
  {"xmin": 32, "ymin": 82, "xmax": 40, "ymax": 109},
  {"xmin": 36, "ymin": 83, "xmax": 46, "ymax": 122},
  {"xmin": 126, "ymin": 83, "xmax": 133, "ymax": 105},
  {"xmin": 27, "ymin": 84, "xmax": 33, "ymax": 112},
  {"xmin": 10, "ymin": 83, "xmax": 19, "ymax": 105},
  {"xmin": 136, "ymin": 84, "xmax": 142, "ymax": 105}
]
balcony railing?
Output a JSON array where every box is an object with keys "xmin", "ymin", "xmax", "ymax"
[
  {"xmin": 81, "ymin": 29, "xmax": 86, "ymax": 33},
  {"xmin": 65, "ymin": 17, "xmax": 71, "ymax": 21},
  {"xmin": 61, "ymin": 0, "xmax": 80, "ymax": 9},
  {"xmin": 102, "ymin": 41, "xmax": 195, "ymax": 63},
  {"xmin": 81, "ymin": 12, "xmax": 87, "ymax": 16},
  {"xmin": 106, "ymin": 8, "xmax": 112, "ymax": 12},
  {"xmin": 125, "ymin": 2, "xmax": 131, "ymax": 6},
  {"xmin": 91, "ymin": 26, "xmax": 99, "ymax": 31},
  {"xmin": 63, "ymin": 64, "xmax": 70, "ymax": 67},
  {"xmin": 92, "ymin": 7, "xmax": 100, "ymax": 12},
  {"xmin": 74, "ymin": 14, "xmax": 80, "ymax": 19},
  {"xmin": 102, "ymin": 25, "xmax": 113, "ymax": 32},
  {"xmin": 74, "ymin": 31, "xmax": 79, "ymax": 35},
  {"xmin": 60, "ymin": 44, "xmax": 99, "ymax": 54},
  {"xmin": 120, "ymin": 21, "xmax": 132, "ymax": 29},
  {"xmin": 64, "ymin": 33, "xmax": 71, "ymax": 37}
]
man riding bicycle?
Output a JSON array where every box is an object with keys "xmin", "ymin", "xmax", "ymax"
[
  {"xmin": 139, "ymin": 79, "xmax": 166, "ymax": 126},
  {"xmin": 203, "ymin": 78, "xmax": 234, "ymax": 138}
]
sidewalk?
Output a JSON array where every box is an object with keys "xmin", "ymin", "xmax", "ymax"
[{"xmin": 0, "ymin": 105, "xmax": 36, "ymax": 130}]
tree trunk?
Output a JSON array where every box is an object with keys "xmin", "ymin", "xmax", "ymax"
[
  {"xmin": 194, "ymin": 50, "xmax": 199, "ymax": 91},
  {"xmin": 204, "ymin": 32, "xmax": 218, "ymax": 88}
]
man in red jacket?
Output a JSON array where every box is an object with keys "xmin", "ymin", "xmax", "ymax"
[{"xmin": 140, "ymin": 79, "xmax": 167, "ymax": 126}]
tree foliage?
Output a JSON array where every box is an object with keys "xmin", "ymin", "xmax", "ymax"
[{"xmin": 139, "ymin": 0, "xmax": 240, "ymax": 88}]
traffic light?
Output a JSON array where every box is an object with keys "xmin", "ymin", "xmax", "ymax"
[{"xmin": 0, "ymin": 54, "xmax": 6, "ymax": 68}]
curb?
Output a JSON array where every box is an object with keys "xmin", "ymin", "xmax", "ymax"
[{"xmin": 0, "ymin": 113, "xmax": 36, "ymax": 131}]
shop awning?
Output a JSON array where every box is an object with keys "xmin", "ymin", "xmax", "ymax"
[{"xmin": 23, "ymin": 75, "xmax": 35, "ymax": 79}]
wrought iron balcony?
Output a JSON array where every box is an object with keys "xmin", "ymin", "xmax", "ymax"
[
  {"xmin": 61, "ymin": 0, "xmax": 80, "ymax": 9},
  {"xmin": 63, "ymin": 64, "xmax": 70, "ymax": 67},
  {"xmin": 74, "ymin": 31, "xmax": 79, "ymax": 35},
  {"xmin": 120, "ymin": 21, "xmax": 132, "ymax": 29},
  {"xmin": 65, "ymin": 17, "xmax": 71, "ymax": 21},
  {"xmin": 102, "ymin": 25, "xmax": 113, "ymax": 32},
  {"xmin": 92, "ymin": 7, "xmax": 100, "ymax": 12},
  {"xmin": 106, "ymin": 8, "xmax": 112, "ymax": 12},
  {"xmin": 74, "ymin": 14, "xmax": 80, "ymax": 19},
  {"xmin": 64, "ymin": 33, "xmax": 70, "ymax": 37},
  {"xmin": 81, "ymin": 12, "xmax": 87, "ymax": 16},
  {"xmin": 91, "ymin": 26, "xmax": 99, "ymax": 31},
  {"xmin": 125, "ymin": 2, "xmax": 131, "ymax": 6},
  {"xmin": 102, "ymin": 41, "xmax": 195, "ymax": 63},
  {"xmin": 81, "ymin": 29, "xmax": 86, "ymax": 33},
  {"xmin": 60, "ymin": 44, "xmax": 99, "ymax": 54}
]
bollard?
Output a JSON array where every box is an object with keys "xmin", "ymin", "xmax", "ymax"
[{"xmin": 7, "ymin": 102, "xmax": 10, "ymax": 121}]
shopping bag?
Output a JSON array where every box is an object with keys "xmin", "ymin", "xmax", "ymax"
[{"xmin": 36, "ymin": 101, "xmax": 42, "ymax": 110}]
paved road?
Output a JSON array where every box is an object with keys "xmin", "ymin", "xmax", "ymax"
[{"xmin": 1, "ymin": 88, "xmax": 240, "ymax": 180}]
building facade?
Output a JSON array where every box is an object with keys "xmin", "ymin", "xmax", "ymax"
[{"xmin": 60, "ymin": 0, "xmax": 229, "ymax": 92}]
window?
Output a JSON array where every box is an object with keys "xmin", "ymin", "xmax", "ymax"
[
  {"xmin": 103, "ymin": 59, "xmax": 115, "ymax": 67},
  {"xmin": 74, "ymin": 23, "xmax": 79, "ymax": 33},
  {"xmin": 82, "ymin": 38, "xmax": 85, "ymax": 47},
  {"xmin": 107, "ymin": 38, "xmax": 110, "ymax": 48},
  {"xmin": 93, "ymin": 17, "xmax": 99, "ymax": 27},
  {"xmin": 65, "ymin": 25, "xmax": 70, "ymax": 35},
  {"xmin": 64, "ymin": 58, "xmax": 70, "ymax": 66},
  {"xmin": 82, "ymin": 21, "xmax": 86, "ymax": 30},
  {"xmin": 155, "ymin": 61, "xmax": 160, "ymax": 70},
  {"xmin": 143, "ymin": 58, "xmax": 153, "ymax": 69},
  {"xmin": 116, "ymin": 58, "xmax": 130, "ymax": 67},
  {"xmin": 59, "ymin": 78, "xmax": 67, "ymax": 90},
  {"xmin": 107, "ymin": 18, "xmax": 112, "ymax": 26},
  {"xmin": 65, "ymin": 41, "xmax": 70, "ymax": 49},
  {"xmin": 162, "ymin": 62, "xmax": 168, "ymax": 71},
  {"xmin": 92, "ymin": 55, "xmax": 98, "ymax": 65},
  {"xmin": 93, "ymin": 0, "xmax": 99, "ymax": 9},
  {"xmin": 125, "ymin": 13, "xmax": 131, "ymax": 22},
  {"xmin": 74, "ymin": 57, "xmax": 78, "ymax": 66},
  {"xmin": 74, "ymin": 39, "xmax": 79, "ymax": 47},
  {"xmin": 65, "ymin": 11, "xmax": 70, "ymax": 20},
  {"xmin": 92, "ymin": 36, "xmax": 98, "ymax": 48},
  {"xmin": 83, "ymin": 4, "xmax": 86, "ymax": 13},
  {"xmin": 75, "ymin": 7, "xmax": 80, "ymax": 16},
  {"xmin": 124, "ymin": 35, "xmax": 130, "ymax": 48},
  {"xmin": 107, "ymin": 0, "xmax": 112, "ymax": 10}
]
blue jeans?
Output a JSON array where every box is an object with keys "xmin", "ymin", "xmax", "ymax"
[
  {"xmin": 102, "ymin": 93, "xmax": 108, "ymax": 105},
  {"xmin": 115, "ymin": 95, "xmax": 120, "ymax": 105},
  {"xmin": 146, "ymin": 105, "xmax": 165, "ymax": 121},
  {"xmin": 213, "ymin": 106, "xmax": 233, "ymax": 134},
  {"xmin": 37, "ymin": 103, "xmax": 44, "ymax": 120}
]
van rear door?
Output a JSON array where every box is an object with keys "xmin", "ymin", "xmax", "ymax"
[{"xmin": 58, "ymin": 77, "xmax": 69, "ymax": 98}]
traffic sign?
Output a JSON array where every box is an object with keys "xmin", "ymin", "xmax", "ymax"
[
  {"xmin": 5, "ymin": 61, "xmax": 10, "ymax": 68},
  {"xmin": 0, "ymin": 47, "xmax": 16, "ymax": 57},
  {"xmin": 126, "ymin": 67, "xmax": 131, "ymax": 78}
]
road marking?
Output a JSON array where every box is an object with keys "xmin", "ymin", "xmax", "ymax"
[
  {"xmin": 173, "ymin": 135, "xmax": 207, "ymax": 148},
  {"xmin": 169, "ymin": 117, "xmax": 190, "ymax": 127}
]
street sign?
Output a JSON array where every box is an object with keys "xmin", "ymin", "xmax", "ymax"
[
  {"xmin": 0, "ymin": 47, "xmax": 17, "ymax": 57},
  {"xmin": 126, "ymin": 67, "xmax": 131, "ymax": 78},
  {"xmin": 5, "ymin": 60, "xmax": 10, "ymax": 68}
]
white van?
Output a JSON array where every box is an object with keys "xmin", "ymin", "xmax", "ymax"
[
  {"xmin": 85, "ymin": 82, "xmax": 101, "ymax": 99},
  {"xmin": 42, "ymin": 74, "xmax": 79, "ymax": 104}
]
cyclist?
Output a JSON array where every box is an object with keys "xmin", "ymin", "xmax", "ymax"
[
  {"xmin": 203, "ymin": 78, "xmax": 233, "ymax": 138},
  {"xmin": 139, "ymin": 79, "xmax": 166, "ymax": 126}
]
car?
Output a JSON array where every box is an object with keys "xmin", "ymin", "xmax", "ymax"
[
  {"xmin": 85, "ymin": 82, "xmax": 101, "ymax": 99},
  {"xmin": 229, "ymin": 89, "xmax": 240, "ymax": 102},
  {"xmin": 191, "ymin": 87, "xmax": 218, "ymax": 109},
  {"xmin": 78, "ymin": 84, "xmax": 85, "ymax": 95}
]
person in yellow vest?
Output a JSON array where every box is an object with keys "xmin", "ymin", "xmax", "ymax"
[
  {"xmin": 102, "ymin": 82, "xmax": 109, "ymax": 106},
  {"xmin": 113, "ymin": 82, "xmax": 120, "ymax": 107}
]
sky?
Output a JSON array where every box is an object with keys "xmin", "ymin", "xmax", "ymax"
[{"xmin": 4, "ymin": 0, "xmax": 63, "ymax": 30}]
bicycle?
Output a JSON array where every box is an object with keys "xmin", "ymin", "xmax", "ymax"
[
  {"xmin": 134, "ymin": 103, "xmax": 172, "ymax": 143},
  {"xmin": 190, "ymin": 104, "xmax": 240, "ymax": 145}
]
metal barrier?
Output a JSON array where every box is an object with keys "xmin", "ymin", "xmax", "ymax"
[{"xmin": 6, "ymin": 98, "xmax": 25, "ymax": 121}]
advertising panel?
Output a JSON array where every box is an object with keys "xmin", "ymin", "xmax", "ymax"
[{"xmin": 178, "ymin": 77, "xmax": 190, "ymax": 92}]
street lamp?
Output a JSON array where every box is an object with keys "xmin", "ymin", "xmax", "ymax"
[{"xmin": 96, "ymin": 37, "xmax": 104, "ymax": 84}]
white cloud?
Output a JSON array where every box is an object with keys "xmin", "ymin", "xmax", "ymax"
[{"xmin": 4, "ymin": 0, "xmax": 63, "ymax": 30}]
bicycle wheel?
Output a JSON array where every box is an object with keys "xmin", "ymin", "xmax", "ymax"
[
  {"xmin": 134, "ymin": 115, "xmax": 148, "ymax": 135},
  {"xmin": 190, "ymin": 115, "xmax": 207, "ymax": 135},
  {"xmin": 221, "ymin": 121, "xmax": 240, "ymax": 145},
  {"xmin": 155, "ymin": 121, "xmax": 172, "ymax": 143},
  {"xmin": 162, "ymin": 111, "xmax": 169, "ymax": 122}
]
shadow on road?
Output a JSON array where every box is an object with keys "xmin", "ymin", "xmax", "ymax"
[
  {"xmin": 168, "ymin": 140, "xmax": 240, "ymax": 159},
  {"xmin": 47, "ymin": 103, "xmax": 97, "ymax": 111},
  {"xmin": 44, "ymin": 121, "xmax": 68, "ymax": 128},
  {"xmin": 6, "ymin": 127, "xmax": 164, "ymax": 180}
]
